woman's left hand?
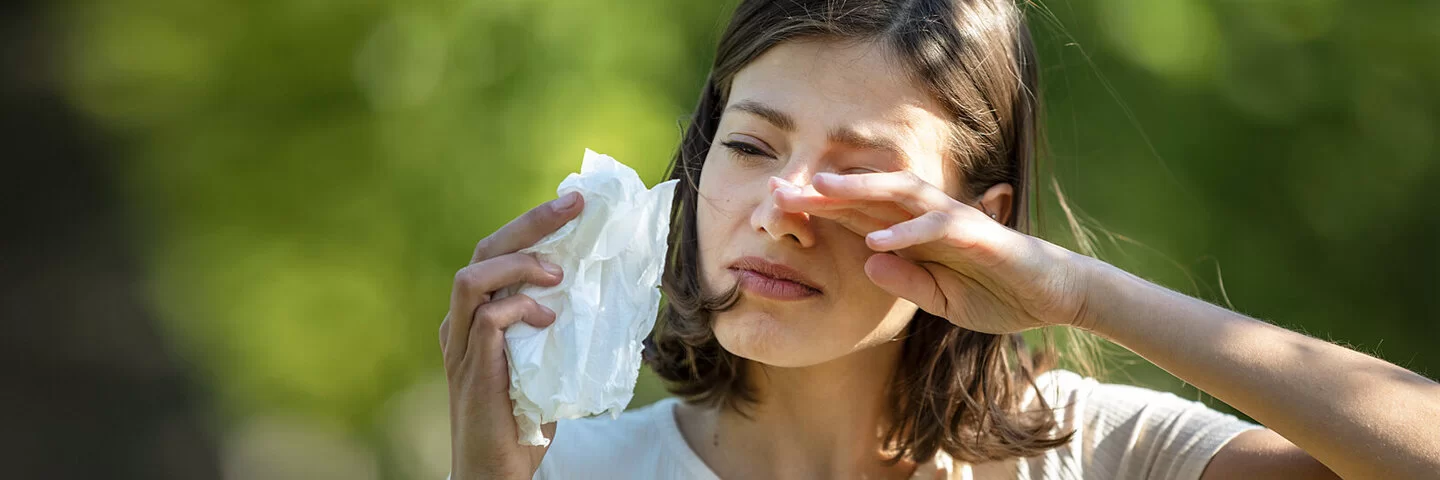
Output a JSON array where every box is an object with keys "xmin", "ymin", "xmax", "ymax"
[{"xmin": 773, "ymin": 171, "xmax": 1097, "ymax": 334}]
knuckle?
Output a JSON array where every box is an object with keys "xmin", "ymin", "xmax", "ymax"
[
  {"xmin": 947, "ymin": 226, "xmax": 978, "ymax": 249},
  {"xmin": 900, "ymin": 170, "xmax": 924, "ymax": 188},
  {"xmin": 496, "ymin": 253, "xmax": 531, "ymax": 277},
  {"xmin": 925, "ymin": 210, "xmax": 951, "ymax": 225},
  {"xmin": 472, "ymin": 236, "xmax": 494, "ymax": 260},
  {"xmin": 474, "ymin": 303, "xmax": 500, "ymax": 328},
  {"xmin": 453, "ymin": 265, "xmax": 477, "ymax": 289},
  {"xmin": 892, "ymin": 174, "xmax": 924, "ymax": 199}
]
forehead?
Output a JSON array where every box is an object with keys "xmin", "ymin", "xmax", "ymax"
[{"xmin": 726, "ymin": 39, "xmax": 953, "ymax": 181}]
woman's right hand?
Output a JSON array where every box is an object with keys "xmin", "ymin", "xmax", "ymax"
[{"xmin": 440, "ymin": 192, "xmax": 583, "ymax": 480}]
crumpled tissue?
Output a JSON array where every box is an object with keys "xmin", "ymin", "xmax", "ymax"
[{"xmin": 497, "ymin": 149, "xmax": 678, "ymax": 446}]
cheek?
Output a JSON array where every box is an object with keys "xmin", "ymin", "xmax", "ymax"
[
  {"xmin": 695, "ymin": 156, "xmax": 755, "ymax": 285},
  {"xmin": 695, "ymin": 206, "xmax": 726, "ymax": 295}
]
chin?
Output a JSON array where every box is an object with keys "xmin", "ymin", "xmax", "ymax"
[{"xmin": 712, "ymin": 307, "xmax": 850, "ymax": 368}]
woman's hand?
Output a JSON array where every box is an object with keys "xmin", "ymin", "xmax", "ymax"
[
  {"xmin": 440, "ymin": 192, "xmax": 583, "ymax": 480},
  {"xmin": 773, "ymin": 172, "xmax": 1096, "ymax": 334},
  {"xmin": 779, "ymin": 172, "xmax": 1440, "ymax": 479}
]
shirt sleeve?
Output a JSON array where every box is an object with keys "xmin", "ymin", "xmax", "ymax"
[{"xmin": 1043, "ymin": 371, "xmax": 1263, "ymax": 480}]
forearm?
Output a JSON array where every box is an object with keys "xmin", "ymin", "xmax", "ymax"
[{"xmin": 1078, "ymin": 259, "xmax": 1440, "ymax": 479}]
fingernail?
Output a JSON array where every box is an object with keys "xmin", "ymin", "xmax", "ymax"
[
  {"xmin": 552, "ymin": 192, "xmax": 578, "ymax": 212},
  {"xmin": 541, "ymin": 261, "xmax": 563, "ymax": 276},
  {"xmin": 868, "ymin": 229, "xmax": 893, "ymax": 243},
  {"xmin": 814, "ymin": 172, "xmax": 838, "ymax": 184}
]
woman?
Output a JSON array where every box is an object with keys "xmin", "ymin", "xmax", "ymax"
[{"xmin": 440, "ymin": 0, "xmax": 1440, "ymax": 478}]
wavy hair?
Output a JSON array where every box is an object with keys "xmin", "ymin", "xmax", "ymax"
[{"xmin": 643, "ymin": 0, "xmax": 1073, "ymax": 464}]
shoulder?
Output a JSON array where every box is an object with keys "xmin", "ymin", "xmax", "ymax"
[
  {"xmin": 1017, "ymin": 368, "xmax": 1099, "ymax": 429},
  {"xmin": 1023, "ymin": 368, "xmax": 1231, "ymax": 424},
  {"xmin": 1026, "ymin": 368, "xmax": 1096, "ymax": 407},
  {"xmin": 997, "ymin": 369, "xmax": 1260, "ymax": 480}
]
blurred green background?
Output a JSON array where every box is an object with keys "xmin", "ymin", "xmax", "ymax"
[{"xmin": 7, "ymin": 0, "xmax": 1437, "ymax": 478}]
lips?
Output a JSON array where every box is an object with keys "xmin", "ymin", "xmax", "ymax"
[{"xmin": 727, "ymin": 256, "xmax": 823, "ymax": 300}]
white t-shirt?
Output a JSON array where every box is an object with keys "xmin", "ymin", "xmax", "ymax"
[{"xmin": 531, "ymin": 370, "xmax": 1260, "ymax": 480}]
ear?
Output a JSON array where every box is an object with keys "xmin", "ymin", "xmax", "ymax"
[{"xmin": 977, "ymin": 183, "xmax": 1014, "ymax": 224}]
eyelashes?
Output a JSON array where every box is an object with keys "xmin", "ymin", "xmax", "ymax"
[
  {"xmin": 719, "ymin": 140, "xmax": 773, "ymax": 163},
  {"xmin": 718, "ymin": 139, "xmax": 883, "ymax": 175}
]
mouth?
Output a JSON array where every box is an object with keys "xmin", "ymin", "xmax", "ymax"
[{"xmin": 727, "ymin": 256, "xmax": 823, "ymax": 301}]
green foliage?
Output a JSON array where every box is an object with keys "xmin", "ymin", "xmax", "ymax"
[{"xmin": 58, "ymin": 0, "xmax": 1438, "ymax": 477}]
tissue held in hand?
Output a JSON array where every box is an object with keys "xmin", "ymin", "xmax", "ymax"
[{"xmin": 498, "ymin": 149, "xmax": 678, "ymax": 446}]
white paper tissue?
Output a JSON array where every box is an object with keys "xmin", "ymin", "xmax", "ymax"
[{"xmin": 497, "ymin": 149, "xmax": 678, "ymax": 446}]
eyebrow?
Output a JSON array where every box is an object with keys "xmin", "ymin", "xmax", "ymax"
[
  {"xmin": 728, "ymin": 100, "xmax": 795, "ymax": 132},
  {"xmin": 827, "ymin": 127, "xmax": 911, "ymax": 168},
  {"xmin": 726, "ymin": 100, "xmax": 912, "ymax": 167}
]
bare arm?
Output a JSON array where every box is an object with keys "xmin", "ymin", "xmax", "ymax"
[
  {"xmin": 1079, "ymin": 260, "xmax": 1440, "ymax": 480},
  {"xmin": 775, "ymin": 170, "xmax": 1439, "ymax": 478},
  {"xmin": 1200, "ymin": 429, "xmax": 1338, "ymax": 480}
]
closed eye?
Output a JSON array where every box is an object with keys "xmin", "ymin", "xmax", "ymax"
[
  {"xmin": 722, "ymin": 140, "xmax": 888, "ymax": 175},
  {"xmin": 720, "ymin": 140, "xmax": 774, "ymax": 159}
]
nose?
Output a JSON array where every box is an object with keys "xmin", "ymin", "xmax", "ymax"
[{"xmin": 750, "ymin": 175, "xmax": 816, "ymax": 248}]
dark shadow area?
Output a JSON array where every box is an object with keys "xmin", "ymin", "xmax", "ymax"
[{"xmin": 0, "ymin": 1, "xmax": 221, "ymax": 478}]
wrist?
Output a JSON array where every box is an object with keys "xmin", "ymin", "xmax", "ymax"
[
  {"xmin": 1068, "ymin": 254, "xmax": 1134, "ymax": 336},
  {"xmin": 1070, "ymin": 255, "xmax": 1198, "ymax": 345}
]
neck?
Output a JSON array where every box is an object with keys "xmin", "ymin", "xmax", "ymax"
[{"xmin": 683, "ymin": 339, "xmax": 916, "ymax": 480}]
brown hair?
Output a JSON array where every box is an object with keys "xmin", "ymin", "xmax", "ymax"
[{"xmin": 643, "ymin": 0, "xmax": 1072, "ymax": 464}]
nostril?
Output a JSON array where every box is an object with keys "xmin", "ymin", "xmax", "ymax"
[
  {"xmin": 757, "ymin": 224, "xmax": 799, "ymax": 245},
  {"xmin": 780, "ymin": 232, "xmax": 800, "ymax": 244},
  {"xmin": 752, "ymin": 195, "xmax": 813, "ymax": 247},
  {"xmin": 759, "ymin": 225, "xmax": 804, "ymax": 245}
]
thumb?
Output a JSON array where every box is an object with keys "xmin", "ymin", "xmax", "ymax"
[{"xmin": 864, "ymin": 253, "xmax": 949, "ymax": 316}]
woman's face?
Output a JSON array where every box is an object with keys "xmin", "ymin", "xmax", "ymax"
[{"xmin": 698, "ymin": 39, "xmax": 962, "ymax": 368}]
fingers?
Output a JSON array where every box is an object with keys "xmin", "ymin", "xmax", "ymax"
[
  {"xmin": 448, "ymin": 192, "xmax": 576, "ymax": 370},
  {"xmin": 772, "ymin": 177, "xmax": 914, "ymax": 238},
  {"xmin": 452, "ymin": 254, "xmax": 563, "ymax": 313},
  {"xmin": 443, "ymin": 293, "xmax": 555, "ymax": 372},
  {"xmin": 776, "ymin": 171, "xmax": 997, "ymax": 252},
  {"xmin": 447, "ymin": 253, "xmax": 563, "ymax": 360},
  {"xmin": 864, "ymin": 253, "xmax": 949, "ymax": 317},
  {"xmin": 463, "ymin": 294, "xmax": 556, "ymax": 370},
  {"xmin": 866, "ymin": 210, "xmax": 962, "ymax": 252},
  {"xmin": 774, "ymin": 186, "xmax": 912, "ymax": 222},
  {"xmin": 472, "ymin": 192, "xmax": 585, "ymax": 263},
  {"xmin": 473, "ymin": 293, "xmax": 557, "ymax": 332},
  {"xmin": 800, "ymin": 207, "xmax": 896, "ymax": 238},
  {"xmin": 811, "ymin": 171, "xmax": 956, "ymax": 216},
  {"xmin": 771, "ymin": 177, "xmax": 847, "ymax": 211}
]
